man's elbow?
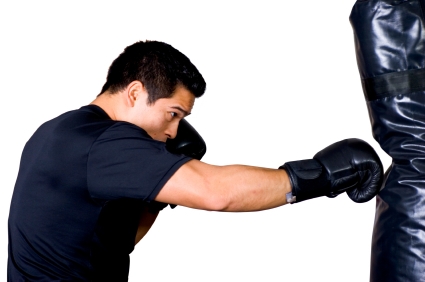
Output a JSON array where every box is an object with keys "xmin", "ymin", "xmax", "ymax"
[
  {"xmin": 202, "ymin": 194, "xmax": 230, "ymax": 211},
  {"xmin": 199, "ymin": 184, "xmax": 231, "ymax": 211}
]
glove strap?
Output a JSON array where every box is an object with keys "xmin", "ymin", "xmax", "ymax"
[{"xmin": 279, "ymin": 159, "xmax": 329, "ymax": 203}]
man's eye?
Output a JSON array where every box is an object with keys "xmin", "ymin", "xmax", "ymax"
[{"xmin": 170, "ymin": 112, "xmax": 177, "ymax": 118}]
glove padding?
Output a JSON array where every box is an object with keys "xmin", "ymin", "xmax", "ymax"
[
  {"xmin": 280, "ymin": 138, "xmax": 383, "ymax": 203},
  {"xmin": 164, "ymin": 119, "xmax": 206, "ymax": 209},
  {"xmin": 166, "ymin": 119, "xmax": 206, "ymax": 160}
]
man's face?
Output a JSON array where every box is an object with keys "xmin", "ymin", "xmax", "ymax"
[{"xmin": 135, "ymin": 85, "xmax": 195, "ymax": 142}]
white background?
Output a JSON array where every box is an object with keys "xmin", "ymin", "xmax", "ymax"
[{"xmin": 0, "ymin": 1, "xmax": 392, "ymax": 281}]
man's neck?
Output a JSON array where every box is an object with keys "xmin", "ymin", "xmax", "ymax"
[{"xmin": 90, "ymin": 92, "xmax": 120, "ymax": 121}]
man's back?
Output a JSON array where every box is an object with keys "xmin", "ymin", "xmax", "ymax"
[
  {"xmin": 8, "ymin": 105, "xmax": 189, "ymax": 281},
  {"xmin": 8, "ymin": 105, "xmax": 117, "ymax": 280}
]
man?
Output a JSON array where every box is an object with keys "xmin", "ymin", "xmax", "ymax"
[{"xmin": 8, "ymin": 40, "xmax": 383, "ymax": 281}]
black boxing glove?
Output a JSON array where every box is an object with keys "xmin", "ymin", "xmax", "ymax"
[
  {"xmin": 163, "ymin": 119, "xmax": 206, "ymax": 209},
  {"xmin": 280, "ymin": 138, "xmax": 383, "ymax": 204},
  {"xmin": 166, "ymin": 119, "xmax": 206, "ymax": 160}
]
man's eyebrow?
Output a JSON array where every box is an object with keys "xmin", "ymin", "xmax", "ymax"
[{"xmin": 171, "ymin": 106, "xmax": 191, "ymax": 116}]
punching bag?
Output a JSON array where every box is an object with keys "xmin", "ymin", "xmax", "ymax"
[{"xmin": 350, "ymin": 0, "xmax": 425, "ymax": 281}]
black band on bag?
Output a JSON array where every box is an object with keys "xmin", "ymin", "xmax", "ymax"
[{"xmin": 362, "ymin": 68, "xmax": 425, "ymax": 101}]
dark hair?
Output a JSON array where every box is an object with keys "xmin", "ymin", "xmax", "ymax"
[{"xmin": 99, "ymin": 40, "xmax": 206, "ymax": 103}]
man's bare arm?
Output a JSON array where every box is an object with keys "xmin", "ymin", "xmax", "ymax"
[
  {"xmin": 134, "ymin": 207, "xmax": 159, "ymax": 244},
  {"xmin": 155, "ymin": 160, "xmax": 290, "ymax": 212}
]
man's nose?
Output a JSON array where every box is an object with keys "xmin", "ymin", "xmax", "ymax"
[{"xmin": 165, "ymin": 121, "xmax": 179, "ymax": 140}]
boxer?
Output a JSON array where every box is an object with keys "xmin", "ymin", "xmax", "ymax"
[{"xmin": 8, "ymin": 40, "xmax": 383, "ymax": 281}]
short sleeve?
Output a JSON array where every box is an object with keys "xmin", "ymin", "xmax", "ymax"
[{"xmin": 87, "ymin": 122, "xmax": 191, "ymax": 201}]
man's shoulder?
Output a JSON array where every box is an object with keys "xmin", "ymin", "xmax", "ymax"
[
  {"xmin": 60, "ymin": 104, "xmax": 110, "ymax": 122},
  {"xmin": 43, "ymin": 105, "xmax": 113, "ymax": 129},
  {"xmin": 29, "ymin": 105, "xmax": 116, "ymax": 145},
  {"xmin": 34, "ymin": 105, "xmax": 154, "ymax": 146}
]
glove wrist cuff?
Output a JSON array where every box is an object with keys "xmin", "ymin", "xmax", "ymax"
[{"xmin": 279, "ymin": 159, "xmax": 329, "ymax": 203}]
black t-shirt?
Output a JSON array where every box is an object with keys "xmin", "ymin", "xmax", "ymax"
[{"xmin": 8, "ymin": 105, "xmax": 191, "ymax": 281}]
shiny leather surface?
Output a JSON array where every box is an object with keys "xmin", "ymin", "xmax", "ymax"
[
  {"xmin": 166, "ymin": 119, "xmax": 206, "ymax": 160},
  {"xmin": 351, "ymin": 0, "xmax": 425, "ymax": 79},
  {"xmin": 350, "ymin": 1, "xmax": 425, "ymax": 281}
]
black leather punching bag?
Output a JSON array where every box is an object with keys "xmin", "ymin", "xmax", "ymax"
[{"xmin": 350, "ymin": 1, "xmax": 425, "ymax": 281}]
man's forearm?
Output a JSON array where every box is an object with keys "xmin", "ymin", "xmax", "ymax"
[
  {"xmin": 207, "ymin": 164, "xmax": 291, "ymax": 212},
  {"xmin": 156, "ymin": 160, "xmax": 291, "ymax": 212}
]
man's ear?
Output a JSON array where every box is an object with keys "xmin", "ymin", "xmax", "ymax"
[{"xmin": 125, "ymin": 81, "xmax": 147, "ymax": 107}]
